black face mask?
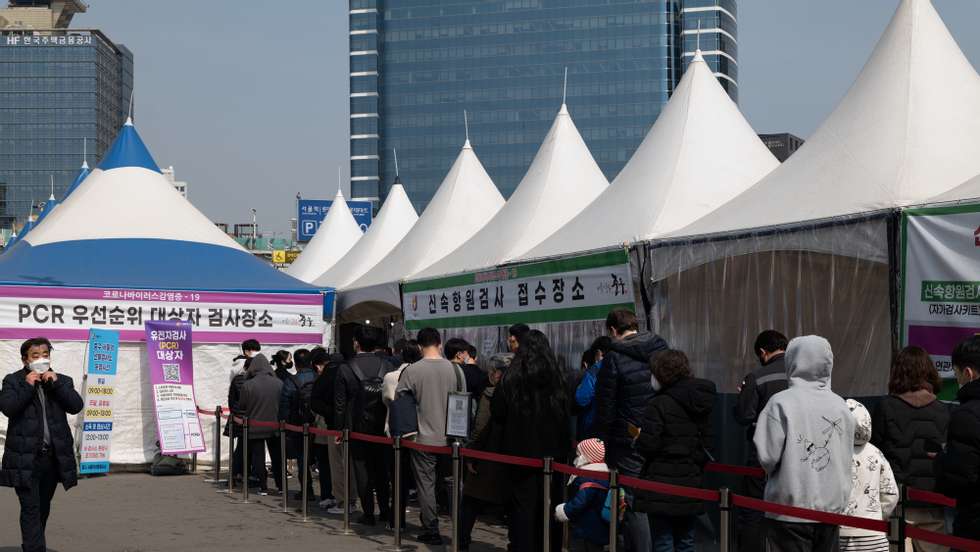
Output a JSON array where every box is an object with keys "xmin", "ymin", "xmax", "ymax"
[{"xmin": 284, "ymin": 362, "xmax": 294, "ymax": 369}]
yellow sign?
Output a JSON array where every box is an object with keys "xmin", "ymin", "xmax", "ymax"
[
  {"xmin": 286, "ymin": 250, "xmax": 301, "ymax": 263},
  {"xmin": 272, "ymin": 250, "xmax": 286, "ymax": 264}
]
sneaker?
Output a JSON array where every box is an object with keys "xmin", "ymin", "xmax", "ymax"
[
  {"xmin": 257, "ymin": 489, "xmax": 269, "ymax": 496},
  {"xmin": 318, "ymin": 498, "xmax": 337, "ymax": 509},
  {"xmin": 327, "ymin": 503, "xmax": 356, "ymax": 515},
  {"xmin": 416, "ymin": 532, "xmax": 444, "ymax": 545}
]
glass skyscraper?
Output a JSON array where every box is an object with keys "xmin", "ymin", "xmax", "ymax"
[
  {"xmin": 0, "ymin": 13, "xmax": 133, "ymax": 230},
  {"xmin": 349, "ymin": 0, "xmax": 737, "ymax": 211}
]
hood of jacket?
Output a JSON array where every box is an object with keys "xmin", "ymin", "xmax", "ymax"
[
  {"xmin": 958, "ymin": 378, "xmax": 980, "ymax": 403},
  {"xmin": 663, "ymin": 377, "xmax": 716, "ymax": 418},
  {"xmin": 846, "ymin": 399, "xmax": 872, "ymax": 445},
  {"xmin": 897, "ymin": 388, "xmax": 937, "ymax": 408},
  {"xmin": 607, "ymin": 332, "xmax": 669, "ymax": 363},
  {"xmin": 246, "ymin": 353, "xmax": 273, "ymax": 378},
  {"xmin": 785, "ymin": 335, "xmax": 833, "ymax": 390}
]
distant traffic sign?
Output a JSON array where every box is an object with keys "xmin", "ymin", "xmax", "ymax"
[{"xmin": 297, "ymin": 199, "xmax": 372, "ymax": 242}]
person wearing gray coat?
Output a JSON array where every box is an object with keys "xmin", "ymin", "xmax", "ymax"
[{"xmin": 239, "ymin": 354, "xmax": 284, "ymax": 494}]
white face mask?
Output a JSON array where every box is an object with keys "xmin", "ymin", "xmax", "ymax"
[
  {"xmin": 30, "ymin": 359, "xmax": 50, "ymax": 374},
  {"xmin": 650, "ymin": 374, "xmax": 662, "ymax": 392}
]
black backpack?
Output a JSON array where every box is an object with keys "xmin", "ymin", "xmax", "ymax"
[
  {"xmin": 288, "ymin": 373, "xmax": 316, "ymax": 425},
  {"xmin": 348, "ymin": 357, "xmax": 389, "ymax": 434}
]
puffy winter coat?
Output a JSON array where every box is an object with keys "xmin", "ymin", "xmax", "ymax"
[
  {"xmin": 594, "ymin": 332, "xmax": 668, "ymax": 453},
  {"xmin": 463, "ymin": 385, "xmax": 509, "ymax": 505},
  {"xmin": 0, "ymin": 368, "xmax": 83, "ymax": 490},
  {"xmin": 634, "ymin": 377, "xmax": 715, "ymax": 516},
  {"xmin": 870, "ymin": 390, "xmax": 949, "ymax": 493},
  {"xmin": 734, "ymin": 354, "xmax": 788, "ymax": 447},
  {"xmin": 936, "ymin": 379, "xmax": 980, "ymax": 540},
  {"xmin": 239, "ymin": 355, "xmax": 283, "ymax": 440},
  {"xmin": 564, "ymin": 472, "xmax": 610, "ymax": 545}
]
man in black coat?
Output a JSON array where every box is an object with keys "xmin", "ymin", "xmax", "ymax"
[
  {"xmin": 937, "ymin": 335, "xmax": 980, "ymax": 541},
  {"xmin": 594, "ymin": 308, "xmax": 667, "ymax": 552},
  {"xmin": 0, "ymin": 337, "xmax": 83, "ymax": 552}
]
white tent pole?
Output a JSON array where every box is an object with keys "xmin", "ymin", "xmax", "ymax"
[
  {"xmin": 697, "ymin": 20, "xmax": 702, "ymax": 51},
  {"xmin": 562, "ymin": 67, "xmax": 568, "ymax": 105},
  {"xmin": 393, "ymin": 148, "xmax": 400, "ymax": 177},
  {"xmin": 128, "ymin": 88, "xmax": 134, "ymax": 122},
  {"xmin": 463, "ymin": 111, "xmax": 470, "ymax": 143}
]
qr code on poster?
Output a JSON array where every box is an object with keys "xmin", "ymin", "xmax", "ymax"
[{"xmin": 162, "ymin": 364, "xmax": 181, "ymax": 383}]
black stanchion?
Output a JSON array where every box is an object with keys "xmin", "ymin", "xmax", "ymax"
[
  {"xmin": 561, "ymin": 475, "xmax": 570, "ymax": 552},
  {"xmin": 237, "ymin": 417, "xmax": 251, "ymax": 504},
  {"xmin": 719, "ymin": 487, "xmax": 731, "ymax": 552},
  {"xmin": 542, "ymin": 457, "xmax": 553, "ymax": 552},
  {"xmin": 339, "ymin": 429, "xmax": 356, "ymax": 536},
  {"xmin": 220, "ymin": 414, "xmax": 235, "ymax": 494},
  {"xmin": 451, "ymin": 442, "xmax": 462, "ymax": 552},
  {"xmin": 608, "ymin": 470, "xmax": 619, "ymax": 552},
  {"xmin": 891, "ymin": 484, "xmax": 907, "ymax": 549},
  {"xmin": 295, "ymin": 424, "xmax": 312, "ymax": 523},
  {"xmin": 380, "ymin": 436, "xmax": 412, "ymax": 552},
  {"xmin": 204, "ymin": 406, "xmax": 222, "ymax": 484},
  {"xmin": 280, "ymin": 421, "xmax": 289, "ymax": 514}
]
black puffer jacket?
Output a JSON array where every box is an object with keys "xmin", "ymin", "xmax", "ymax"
[
  {"xmin": 870, "ymin": 390, "xmax": 949, "ymax": 492},
  {"xmin": 223, "ymin": 371, "xmax": 246, "ymax": 438},
  {"xmin": 0, "ymin": 368, "xmax": 83, "ymax": 490},
  {"xmin": 594, "ymin": 332, "xmax": 668, "ymax": 451},
  {"xmin": 936, "ymin": 379, "xmax": 980, "ymax": 540},
  {"xmin": 634, "ymin": 377, "xmax": 716, "ymax": 516}
]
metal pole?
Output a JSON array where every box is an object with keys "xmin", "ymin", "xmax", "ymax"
[
  {"xmin": 340, "ymin": 429, "xmax": 356, "ymax": 536},
  {"xmin": 222, "ymin": 414, "xmax": 234, "ymax": 494},
  {"xmin": 543, "ymin": 457, "xmax": 553, "ymax": 552},
  {"xmin": 891, "ymin": 484, "xmax": 907, "ymax": 548},
  {"xmin": 380, "ymin": 437, "xmax": 409, "ymax": 552},
  {"xmin": 561, "ymin": 480, "xmax": 570, "ymax": 552},
  {"xmin": 451, "ymin": 442, "xmax": 462, "ymax": 552},
  {"xmin": 240, "ymin": 417, "xmax": 251, "ymax": 503},
  {"xmin": 191, "ymin": 452, "xmax": 197, "ymax": 474},
  {"xmin": 208, "ymin": 406, "xmax": 221, "ymax": 484},
  {"xmin": 299, "ymin": 423, "xmax": 311, "ymax": 522},
  {"xmin": 280, "ymin": 421, "xmax": 289, "ymax": 513},
  {"xmin": 608, "ymin": 470, "xmax": 619, "ymax": 552},
  {"xmin": 719, "ymin": 487, "xmax": 731, "ymax": 552}
]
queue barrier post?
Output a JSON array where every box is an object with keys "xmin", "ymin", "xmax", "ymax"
[
  {"xmin": 719, "ymin": 487, "xmax": 731, "ymax": 552},
  {"xmin": 340, "ymin": 429, "xmax": 356, "ymax": 536},
  {"xmin": 561, "ymin": 475, "xmax": 570, "ymax": 552},
  {"xmin": 297, "ymin": 423, "xmax": 311, "ymax": 523},
  {"xmin": 191, "ymin": 452, "xmax": 198, "ymax": 474},
  {"xmin": 451, "ymin": 441, "xmax": 462, "ymax": 552},
  {"xmin": 221, "ymin": 414, "xmax": 234, "ymax": 495},
  {"xmin": 280, "ymin": 421, "xmax": 289, "ymax": 514},
  {"xmin": 607, "ymin": 469, "xmax": 619, "ymax": 552},
  {"xmin": 380, "ymin": 436, "xmax": 412, "ymax": 552},
  {"xmin": 542, "ymin": 457, "xmax": 553, "ymax": 552},
  {"xmin": 891, "ymin": 484, "xmax": 907, "ymax": 548},
  {"xmin": 204, "ymin": 406, "xmax": 221, "ymax": 484},
  {"xmin": 239, "ymin": 416, "xmax": 251, "ymax": 504}
]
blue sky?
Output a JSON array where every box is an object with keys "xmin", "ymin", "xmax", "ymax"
[{"xmin": 78, "ymin": 1, "xmax": 980, "ymax": 235}]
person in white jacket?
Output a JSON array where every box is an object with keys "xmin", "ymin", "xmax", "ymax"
[{"xmin": 839, "ymin": 399, "xmax": 899, "ymax": 552}]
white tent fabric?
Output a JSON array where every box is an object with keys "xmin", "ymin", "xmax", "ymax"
[
  {"xmin": 286, "ymin": 189, "xmax": 364, "ymax": 283},
  {"xmin": 342, "ymin": 141, "xmax": 505, "ymax": 304},
  {"xmin": 925, "ymin": 174, "xmax": 980, "ymax": 204},
  {"xmin": 314, "ymin": 180, "xmax": 418, "ymax": 288},
  {"xmin": 523, "ymin": 52, "xmax": 778, "ymax": 260},
  {"xmin": 414, "ymin": 104, "xmax": 609, "ymax": 279},
  {"xmin": 672, "ymin": 0, "xmax": 980, "ymax": 240}
]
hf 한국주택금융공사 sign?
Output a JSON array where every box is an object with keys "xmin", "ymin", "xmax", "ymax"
[{"xmin": 145, "ymin": 320, "xmax": 205, "ymax": 455}]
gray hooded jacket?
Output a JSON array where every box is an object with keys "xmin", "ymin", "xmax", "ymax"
[
  {"xmin": 239, "ymin": 354, "xmax": 283, "ymax": 440},
  {"xmin": 753, "ymin": 335, "xmax": 855, "ymax": 521}
]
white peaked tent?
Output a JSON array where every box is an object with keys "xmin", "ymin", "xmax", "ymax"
[
  {"xmin": 286, "ymin": 189, "xmax": 364, "ymax": 283},
  {"xmin": 338, "ymin": 140, "xmax": 505, "ymax": 320},
  {"xmin": 673, "ymin": 0, "xmax": 980, "ymax": 240},
  {"xmin": 523, "ymin": 52, "xmax": 779, "ymax": 260},
  {"xmin": 640, "ymin": 0, "xmax": 980, "ymax": 399},
  {"xmin": 925, "ymin": 174, "xmax": 980, "ymax": 204},
  {"xmin": 314, "ymin": 179, "xmax": 418, "ymax": 288},
  {"xmin": 414, "ymin": 104, "xmax": 608, "ymax": 279}
]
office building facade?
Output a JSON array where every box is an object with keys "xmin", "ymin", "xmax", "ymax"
[
  {"xmin": 0, "ymin": 0, "xmax": 132, "ymax": 229},
  {"xmin": 759, "ymin": 133, "xmax": 804, "ymax": 163},
  {"xmin": 349, "ymin": 0, "xmax": 737, "ymax": 211}
]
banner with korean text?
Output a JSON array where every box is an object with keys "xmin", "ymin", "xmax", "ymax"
[
  {"xmin": 0, "ymin": 287, "xmax": 327, "ymax": 344},
  {"xmin": 901, "ymin": 204, "xmax": 980, "ymax": 399},
  {"xmin": 78, "ymin": 328, "xmax": 119, "ymax": 474},
  {"xmin": 402, "ymin": 250, "xmax": 636, "ymax": 330},
  {"xmin": 145, "ymin": 320, "xmax": 205, "ymax": 455}
]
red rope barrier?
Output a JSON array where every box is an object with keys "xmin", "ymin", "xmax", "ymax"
[
  {"xmin": 906, "ymin": 525, "xmax": 980, "ymax": 551},
  {"xmin": 552, "ymin": 463, "xmax": 610, "ymax": 481},
  {"xmin": 619, "ymin": 475, "xmax": 720, "ymax": 502},
  {"xmin": 309, "ymin": 427, "xmax": 342, "ymax": 438},
  {"xmin": 460, "ymin": 448, "xmax": 545, "ymax": 469},
  {"xmin": 249, "ymin": 419, "xmax": 279, "ymax": 429},
  {"xmin": 907, "ymin": 487, "xmax": 957, "ymax": 508},
  {"xmin": 232, "ymin": 416, "xmax": 244, "ymax": 425},
  {"xmin": 731, "ymin": 494, "xmax": 888, "ymax": 533},
  {"xmin": 705, "ymin": 462, "xmax": 766, "ymax": 478},
  {"xmin": 350, "ymin": 432, "xmax": 395, "ymax": 446},
  {"xmin": 283, "ymin": 423, "xmax": 304, "ymax": 434},
  {"xmin": 401, "ymin": 440, "xmax": 453, "ymax": 455}
]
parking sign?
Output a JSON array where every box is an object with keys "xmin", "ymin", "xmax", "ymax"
[{"xmin": 297, "ymin": 199, "xmax": 373, "ymax": 242}]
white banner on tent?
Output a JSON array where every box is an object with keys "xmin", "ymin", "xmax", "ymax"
[
  {"xmin": 403, "ymin": 250, "xmax": 635, "ymax": 330},
  {"xmin": 0, "ymin": 286, "xmax": 326, "ymax": 344}
]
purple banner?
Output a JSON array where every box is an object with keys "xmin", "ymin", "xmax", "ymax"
[{"xmin": 145, "ymin": 320, "xmax": 205, "ymax": 455}]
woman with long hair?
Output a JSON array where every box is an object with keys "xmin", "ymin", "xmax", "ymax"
[
  {"xmin": 492, "ymin": 329, "xmax": 570, "ymax": 552},
  {"xmin": 870, "ymin": 346, "xmax": 950, "ymax": 552},
  {"xmin": 270, "ymin": 349, "xmax": 293, "ymax": 381}
]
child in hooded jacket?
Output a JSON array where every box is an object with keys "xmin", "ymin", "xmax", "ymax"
[
  {"xmin": 554, "ymin": 438, "xmax": 610, "ymax": 552},
  {"xmin": 839, "ymin": 399, "xmax": 899, "ymax": 552}
]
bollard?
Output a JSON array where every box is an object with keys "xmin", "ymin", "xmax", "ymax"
[
  {"xmin": 297, "ymin": 423, "xmax": 311, "ymax": 523},
  {"xmin": 608, "ymin": 470, "xmax": 619, "ymax": 552},
  {"xmin": 280, "ymin": 421, "xmax": 289, "ymax": 514},
  {"xmin": 221, "ymin": 414, "xmax": 235, "ymax": 494},
  {"xmin": 719, "ymin": 487, "xmax": 731, "ymax": 552},
  {"xmin": 339, "ymin": 429, "xmax": 356, "ymax": 536},
  {"xmin": 561, "ymin": 477, "xmax": 570, "ymax": 552},
  {"xmin": 191, "ymin": 452, "xmax": 198, "ymax": 474},
  {"xmin": 380, "ymin": 437, "xmax": 410, "ymax": 552},
  {"xmin": 239, "ymin": 417, "xmax": 251, "ymax": 504},
  {"xmin": 543, "ymin": 457, "xmax": 553, "ymax": 552},
  {"xmin": 451, "ymin": 442, "xmax": 462, "ymax": 552},
  {"xmin": 206, "ymin": 406, "xmax": 221, "ymax": 484}
]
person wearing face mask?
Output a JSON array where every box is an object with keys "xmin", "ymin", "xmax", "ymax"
[
  {"xmin": 271, "ymin": 349, "xmax": 294, "ymax": 381},
  {"xmin": 936, "ymin": 335, "xmax": 980, "ymax": 541},
  {"xmin": 1, "ymin": 337, "xmax": 83, "ymax": 552}
]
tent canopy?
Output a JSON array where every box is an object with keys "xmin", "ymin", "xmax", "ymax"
[
  {"xmin": 0, "ymin": 120, "xmax": 321, "ymax": 294},
  {"xmin": 523, "ymin": 52, "xmax": 778, "ymax": 260},
  {"xmin": 671, "ymin": 0, "xmax": 980, "ymax": 240},
  {"xmin": 64, "ymin": 160, "xmax": 91, "ymax": 198},
  {"xmin": 286, "ymin": 189, "xmax": 363, "ymax": 284},
  {"xmin": 314, "ymin": 179, "xmax": 418, "ymax": 289},
  {"xmin": 925, "ymin": 174, "xmax": 980, "ymax": 204},
  {"xmin": 414, "ymin": 104, "xmax": 608, "ymax": 279}
]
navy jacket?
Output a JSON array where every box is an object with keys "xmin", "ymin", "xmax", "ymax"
[
  {"xmin": 936, "ymin": 379, "xmax": 980, "ymax": 540},
  {"xmin": 565, "ymin": 475, "xmax": 610, "ymax": 545}
]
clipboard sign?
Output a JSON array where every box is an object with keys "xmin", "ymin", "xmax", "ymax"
[{"xmin": 445, "ymin": 392, "xmax": 472, "ymax": 439}]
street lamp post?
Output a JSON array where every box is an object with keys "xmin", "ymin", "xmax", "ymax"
[{"xmin": 250, "ymin": 208, "xmax": 257, "ymax": 250}]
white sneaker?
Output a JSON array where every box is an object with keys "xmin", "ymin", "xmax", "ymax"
[
  {"xmin": 326, "ymin": 502, "xmax": 357, "ymax": 515},
  {"xmin": 318, "ymin": 498, "xmax": 337, "ymax": 509}
]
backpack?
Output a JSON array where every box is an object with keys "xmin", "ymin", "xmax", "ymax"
[
  {"xmin": 288, "ymin": 373, "xmax": 316, "ymax": 425},
  {"xmin": 581, "ymin": 481, "xmax": 624, "ymax": 524},
  {"xmin": 348, "ymin": 357, "xmax": 389, "ymax": 434}
]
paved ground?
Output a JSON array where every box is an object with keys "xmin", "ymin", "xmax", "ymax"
[{"xmin": 0, "ymin": 472, "xmax": 509, "ymax": 552}]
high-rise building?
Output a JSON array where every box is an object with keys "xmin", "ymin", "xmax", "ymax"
[
  {"xmin": 759, "ymin": 133, "xmax": 804, "ymax": 163},
  {"xmin": 0, "ymin": 0, "xmax": 133, "ymax": 229},
  {"xmin": 348, "ymin": 0, "xmax": 737, "ymax": 211},
  {"xmin": 161, "ymin": 166, "xmax": 188, "ymax": 199}
]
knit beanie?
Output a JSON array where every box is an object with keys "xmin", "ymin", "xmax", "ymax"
[{"xmin": 576, "ymin": 438, "xmax": 605, "ymax": 465}]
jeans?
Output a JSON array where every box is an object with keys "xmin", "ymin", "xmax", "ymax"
[
  {"xmin": 16, "ymin": 450, "xmax": 60, "ymax": 552},
  {"xmin": 248, "ymin": 437, "xmax": 283, "ymax": 491},
  {"xmin": 411, "ymin": 449, "xmax": 440, "ymax": 535},
  {"xmin": 649, "ymin": 515, "xmax": 695, "ymax": 552},
  {"xmin": 764, "ymin": 518, "xmax": 840, "ymax": 552},
  {"xmin": 352, "ymin": 440, "xmax": 391, "ymax": 519},
  {"xmin": 609, "ymin": 447, "xmax": 651, "ymax": 552}
]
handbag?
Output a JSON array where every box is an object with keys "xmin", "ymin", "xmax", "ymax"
[{"xmin": 388, "ymin": 367, "xmax": 419, "ymax": 438}]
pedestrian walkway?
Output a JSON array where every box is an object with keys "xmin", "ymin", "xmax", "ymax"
[{"xmin": 0, "ymin": 473, "xmax": 508, "ymax": 552}]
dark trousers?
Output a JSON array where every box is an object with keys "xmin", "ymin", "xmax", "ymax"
[
  {"xmin": 609, "ymin": 447, "xmax": 651, "ymax": 552},
  {"xmin": 737, "ymin": 450, "xmax": 766, "ymax": 551},
  {"xmin": 231, "ymin": 436, "xmax": 244, "ymax": 480},
  {"xmin": 352, "ymin": 441, "xmax": 390, "ymax": 519},
  {"xmin": 289, "ymin": 436, "xmax": 316, "ymax": 497},
  {"xmin": 387, "ymin": 446, "xmax": 410, "ymax": 525},
  {"xmin": 16, "ymin": 451, "xmax": 60, "ymax": 552},
  {"xmin": 763, "ymin": 518, "xmax": 840, "ymax": 552},
  {"xmin": 248, "ymin": 437, "xmax": 283, "ymax": 491},
  {"xmin": 508, "ymin": 467, "xmax": 561, "ymax": 552},
  {"xmin": 312, "ymin": 443, "xmax": 332, "ymax": 501},
  {"xmin": 460, "ymin": 495, "xmax": 493, "ymax": 549}
]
